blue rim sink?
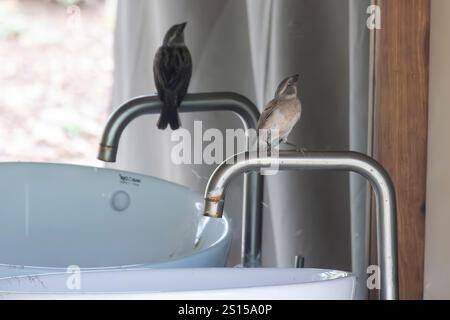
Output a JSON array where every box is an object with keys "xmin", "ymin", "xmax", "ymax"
[{"xmin": 0, "ymin": 163, "xmax": 231, "ymax": 277}]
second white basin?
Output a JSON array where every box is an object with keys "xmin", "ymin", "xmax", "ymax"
[{"xmin": 0, "ymin": 268, "xmax": 356, "ymax": 300}]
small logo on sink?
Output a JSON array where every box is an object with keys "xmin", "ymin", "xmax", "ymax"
[{"xmin": 118, "ymin": 173, "xmax": 141, "ymax": 187}]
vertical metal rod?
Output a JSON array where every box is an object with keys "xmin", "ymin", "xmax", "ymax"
[
  {"xmin": 96, "ymin": 92, "xmax": 263, "ymax": 267},
  {"xmin": 242, "ymin": 172, "xmax": 264, "ymax": 266},
  {"xmin": 295, "ymin": 255, "xmax": 305, "ymax": 268},
  {"xmin": 203, "ymin": 151, "xmax": 399, "ymax": 300}
]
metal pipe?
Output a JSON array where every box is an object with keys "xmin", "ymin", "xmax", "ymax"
[
  {"xmin": 97, "ymin": 92, "xmax": 263, "ymax": 267},
  {"xmin": 294, "ymin": 255, "xmax": 305, "ymax": 268},
  {"xmin": 203, "ymin": 150, "xmax": 398, "ymax": 300}
]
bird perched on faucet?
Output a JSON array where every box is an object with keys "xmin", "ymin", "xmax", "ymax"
[
  {"xmin": 153, "ymin": 22, "xmax": 192, "ymax": 130},
  {"xmin": 256, "ymin": 74, "xmax": 302, "ymax": 151}
]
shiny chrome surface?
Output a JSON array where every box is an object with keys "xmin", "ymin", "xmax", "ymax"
[
  {"xmin": 97, "ymin": 92, "xmax": 263, "ymax": 267},
  {"xmin": 295, "ymin": 255, "xmax": 305, "ymax": 269},
  {"xmin": 203, "ymin": 150, "xmax": 398, "ymax": 300}
]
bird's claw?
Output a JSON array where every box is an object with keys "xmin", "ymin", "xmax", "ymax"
[{"xmin": 283, "ymin": 141, "xmax": 306, "ymax": 155}]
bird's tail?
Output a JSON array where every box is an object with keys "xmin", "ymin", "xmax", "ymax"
[
  {"xmin": 250, "ymin": 130, "xmax": 279, "ymax": 154},
  {"xmin": 157, "ymin": 94, "xmax": 181, "ymax": 130},
  {"xmin": 157, "ymin": 108, "xmax": 169, "ymax": 130}
]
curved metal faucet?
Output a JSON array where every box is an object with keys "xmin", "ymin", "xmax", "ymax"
[
  {"xmin": 203, "ymin": 150, "xmax": 398, "ymax": 300},
  {"xmin": 97, "ymin": 92, "xmax": 264, "ymax": 267}
]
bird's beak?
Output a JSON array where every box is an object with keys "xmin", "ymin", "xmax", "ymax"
[
  {"xmin": 178, "ymin": 22, "xmax": 187, "ymax": 32},
  {"xmin": 290, "ymin": 74, "xmax": 300, "ymax": 83}
]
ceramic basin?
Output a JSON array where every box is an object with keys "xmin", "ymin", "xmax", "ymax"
[
  {"xmin": 0, "ymin": 163, "xmax": 231, "ymax": 277},
  {"xmin": 0, "ymin": 268, "xmax": 355, "ymax": 300}
]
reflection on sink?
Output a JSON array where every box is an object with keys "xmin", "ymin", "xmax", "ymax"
[
  {"xmin": 0, "ymin": 268, "xmax": 356, "ymax": 300},
  {"xmin": 0, "ymin": 163, "xmax": 231, "ymax": 277}
]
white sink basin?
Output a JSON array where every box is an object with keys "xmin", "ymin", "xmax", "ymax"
[
  {"xmin": 0, "ymin": 268, "xmax": 356, "ymax": 300},
  {"xmin": 0, "ymin": 163, "xmax": 231, "ymax": 277}
]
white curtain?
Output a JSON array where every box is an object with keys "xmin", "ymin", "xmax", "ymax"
[{"xmin": 111, "ymin": 0, "xmax": 370, "ymax": 299}]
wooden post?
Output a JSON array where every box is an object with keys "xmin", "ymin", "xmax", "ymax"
[{"xmin": 372, "ymin": 0, "xmax": 430, "ymax": 300}]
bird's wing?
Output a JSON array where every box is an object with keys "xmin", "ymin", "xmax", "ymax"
[
  {"xmin": 153, "ymin": 46, "xmax": 192, "ymax": 100},
  {"xmin": 176, "ymin": 48, "xmax": 192, "ymax": 98},
  {"xmin": 257, "ymin": 99, "xmax": 279, "ymax": 129},
  {"xmin": 153, "ymin": 48, "xmax": 166, "ymax": 100}
]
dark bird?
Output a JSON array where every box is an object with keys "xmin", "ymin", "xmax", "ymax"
[
  {"xmin": 256, "ymin": 74, "xmax": 301, "ymax": 150},
  {"xmin": 154, "ymin": 22, "xmax": 192, "ymax": 130}
]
